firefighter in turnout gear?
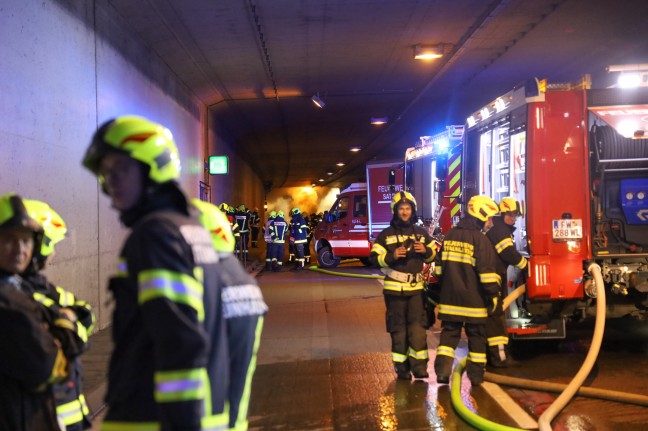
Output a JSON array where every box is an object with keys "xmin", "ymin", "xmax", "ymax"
[
  {"xmin": 22, "ymin": 199, "xmax": 95, "ymax": 430},
  {"xmin": 288, "ymin": 208, "xmax": 308, "ymax": 271},
  {"xmin": 303, "ymin": 212, "xmax": 313, "ymax": 264},
  {"xmin": 220, "ymin": 203, "xmax": 241, "ymax": 246},
  {"xmin": 0, "ymin": 193, "xmax": 70, "ymax": 431},
  {"xmin": 369, "ymin": 191, "xmax": 436, "ymax": 380},
  {"xmin": 250, "ymin": 208, "xmax": 260, "ymax": 248},
  {"xmin": 484, "ymin": 197, "xmax": 528, "ymax": 368},
  {"xmin": 434, "ymin": 195, "xmax": 501, "ymax": 386},
  {"xmin": 82, "ymin": 116, "xmax": 229, "ymax": 430},
  {"xmin": 234, "ymin": 204, "xmax": 251, "ymax": 260},
  {"xmin": 269, "ymin": 211, "xmax": 288, "ymax": 272},
  {"xmin": 263, "ymin": 211, "xmax": 276, "ymax": 270},
  {"xmin": 192, "ymin": 199, "xmax": 268, "ymax": 431}
]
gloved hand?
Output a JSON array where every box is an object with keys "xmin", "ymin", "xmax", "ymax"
[{"xmin": 488, "ymin": 296, "xmax": 499, "ymax": 316}]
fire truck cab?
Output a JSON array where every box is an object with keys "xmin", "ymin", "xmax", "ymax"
[
  {"xmin": 462, "ymin": 74, "xmax": 648, "ymax": 339},
  {"xmin": 313, "ymin": 183, "xmax": 370, "ymax": 268},
  {"xmin": 313, "ymin": 161, "xmax": 404, "ymax": 268}
]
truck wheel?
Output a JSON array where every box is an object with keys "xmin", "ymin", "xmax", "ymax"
[
  {"xmin": 317, "ymin": 246, "xmax": 340, "ymax": 268},
  {"xmin": 359, "ymin": 257, "xmax": 372, "ymax": 267}
]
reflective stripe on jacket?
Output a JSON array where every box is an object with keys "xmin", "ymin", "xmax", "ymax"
[{"xmin": 437, "ymin": 217, "xmax": 500, "ymax": 324}]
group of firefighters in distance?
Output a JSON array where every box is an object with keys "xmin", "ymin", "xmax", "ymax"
[
  {"xmin": 370, "ymin": 190, "xmax": 527, "ymax": 386},
  {"xmin": 216, "ymin": 201, "xmax": 323, "ymax": 272}
]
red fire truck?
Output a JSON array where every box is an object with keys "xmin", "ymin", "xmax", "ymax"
[
  {"xmin": 313, "ymin": 161, "xmax": 404, "ymax": 268},
  {"xmin": 462, "ymin": 75, "xmax": 648, "ymax": 338},
  {"xmin": 402, "ymin": 126, "xmax": 465, "ymax": 234}
]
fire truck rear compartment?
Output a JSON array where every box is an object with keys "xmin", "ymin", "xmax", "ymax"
[{"xmin": 590, "ymin": 124, "xmax": 648, "ymax": 310}]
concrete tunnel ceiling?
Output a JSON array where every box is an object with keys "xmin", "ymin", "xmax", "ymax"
[{"xmin": 106, "ymin": 0, "xmax": 648, "ymax": 190}]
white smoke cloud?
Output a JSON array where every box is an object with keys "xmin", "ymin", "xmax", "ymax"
[{"xmin": 264, "ymin": 186, "xmax": 340, "ymax": 218}]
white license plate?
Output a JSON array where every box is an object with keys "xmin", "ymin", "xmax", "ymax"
[{"xmin": 552, "ymin": 219, "xmax": 582, "ymax": 241}]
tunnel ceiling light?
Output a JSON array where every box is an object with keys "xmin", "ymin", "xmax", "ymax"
[
  {"xmin": 336, "ymin": 162, "xmax": 345, "ymax": 167},
  {"xmin": 370, "ymin": 117, "xmax": 388, "ymax": 125},
  {"xmin": 318, "ymin": 178, "xmax": 325, "ymax": 182},
  {"xmin": 413, "ymin": 43, "xmax": 446, "ymax": 60},
  {"xmin": 349, "ymin": 146, "xmax": 362, "ymax": 152},
  {"xmin": 327, "ymin": 171, "xmax": 334, "ymax": 175},
  {"xmin": 311, "ymin": 93, "xmax": 326, "ymax": 108}
]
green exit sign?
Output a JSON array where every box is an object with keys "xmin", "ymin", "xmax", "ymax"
[{"xmin": 208, "ymin": 155, "xmax": 229, "ymax": 174}]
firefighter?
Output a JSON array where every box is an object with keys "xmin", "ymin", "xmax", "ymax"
[
  {"xmin": 192, "ymin": 199, "xmax": 268, "ymax": 431},
  {"xmin": 224, "ymin": 204, "xmax": 241, "ymax": 255},
  {"xmin": 250, "ymin": 207, "xmax": 260, "ymax": 248},
  {"xmin": 82, "ymin": 116, "xmax": 229, "ymax": 430},
  {"xmin": 369, "ymin": 191, "xmax": 437, "ymax": 380},
  {"xmin": 269, "ymin": 210, "xmax": 288, "ymax": 272},
  {"xmin": 288, "ymin": 207, "xmax": 308, "ymax": 271},
  {"xmin": 235, "ymin": 204, "xmax": 251, "ymax": 260},
  {"xmin": 303, "ymin": 212, "xmax": 312, "ymax": 264},
  {"xmin": 263, "ymin": 211, "xmax": 276, "ymax": 270},
  {"xmin": 220, "ymin": 203, "xmax": 240, "ymax": 247},
  {"xmin": 22, "ymin": 199, "xmax": 95, "ymax": 431},
  {"xmin": 0, "ymin": 193, "xmax": 70, "ymax": 431},
  {"xmin": 484, "ymin": 197, "xmax": 528, "ymax": 368},
  {"xmin": 434, "ymin": 195, "xmax": 500, "ymax": 387}
]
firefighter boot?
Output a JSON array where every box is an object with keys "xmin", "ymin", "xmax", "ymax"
[
  {"xmin": 488, "ymin": 345, "xmax": 519, "ymax": 369},
  {"xmin": 394, "ymin": 363, "xmax": 411, "ymax": 381},
  {"xmin": 466, "ymin": 360, "xmax": 485, "ymax": 387},
  {"xmin": 434, "ymin": 355, "xmax": 453, "ymax": 384}
]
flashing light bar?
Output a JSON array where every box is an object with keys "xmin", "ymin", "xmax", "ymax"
[
  {"xmin": 465, "ymin": 78, "xmax": 546, "ymax": 129},
  {"xmin": 406, "ymin": 125, "xmax": 464, "ymax": 162}
]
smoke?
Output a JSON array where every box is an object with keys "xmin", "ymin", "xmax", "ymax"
[{"xmin": 265, "ymin": 186, "xmax": 340, "ymax": 218}]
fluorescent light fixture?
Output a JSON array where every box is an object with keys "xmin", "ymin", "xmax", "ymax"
[
  {"xmin": 370, "ymin": 117, "xmax": 388, "ymax": 125},
  {"xmin": 311, "ymin": 93, "xmax": 326, "ymax": 108},
  {"xmin": 349, "ymin": 146, "xmax": 362, "ymax": 152},
  {"xmin": 413, "ymin": 43, "xmax": 444, "ymax": 60}
]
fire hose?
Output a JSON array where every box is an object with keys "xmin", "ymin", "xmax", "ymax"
[
  {"xmin": 308, "ymin": 263, "xmax": 648, "ymax": 429},
  {"xmin": 451, "ymin": 262, "xmax": 648, "ymax": 430}
]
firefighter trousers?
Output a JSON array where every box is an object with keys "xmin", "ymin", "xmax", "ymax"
[
  {"xmin": 384, "ymin": 294, "xmax": 429, "ymax": 375},
  {"xmin": 484, "ymin": 299, "xmax": 510, "ymax": 366},
  {"xmin": 434, "ymin": 320, "xmax": 487, "ymax": 385},
  {"xmin": 228, "ymin": 315, "xmax": 264, "ymax": 430}
]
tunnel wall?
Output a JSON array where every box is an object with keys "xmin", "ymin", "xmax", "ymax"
[{"xmin": 0, "ymin": 0, "xmax": 262, "ymax": 329}]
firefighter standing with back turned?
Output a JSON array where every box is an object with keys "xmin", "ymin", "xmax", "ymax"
[
  {"xmin": 192, "ymin": 199, "xmax": 268, "ymax": 431},
  {"xmin": 484, "ymin": 197, "xmax": 528, "ymax": 368},
  {"xmin": 434, "ymin": 195, "xmax": 500, "ymax": 386},
  {"xmin": 369, "ymin": 191, "xmax": 436, "ymax": 380},
  {"xmin": 82, "ymin": 116, "xmax": 229, "ymax": 430}
]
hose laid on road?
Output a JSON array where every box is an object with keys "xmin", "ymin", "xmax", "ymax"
[
  {"xmin": 450, "ymin": 264, "xmax": 616, "ymax": 431},
  {"xmin": 536, "ymin": 263, "xmax": 606, "ymax": 431},
  {"xmin": 484, "ymin": 371, "xmax": 648, "ymax": 407},
  {"xmin": 307, "ymin": 265, "xmax": 385, "ymax": 279},
  {"xmin": 451, "ymin": 358, "xmax": 525, "ymax": 431}
]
